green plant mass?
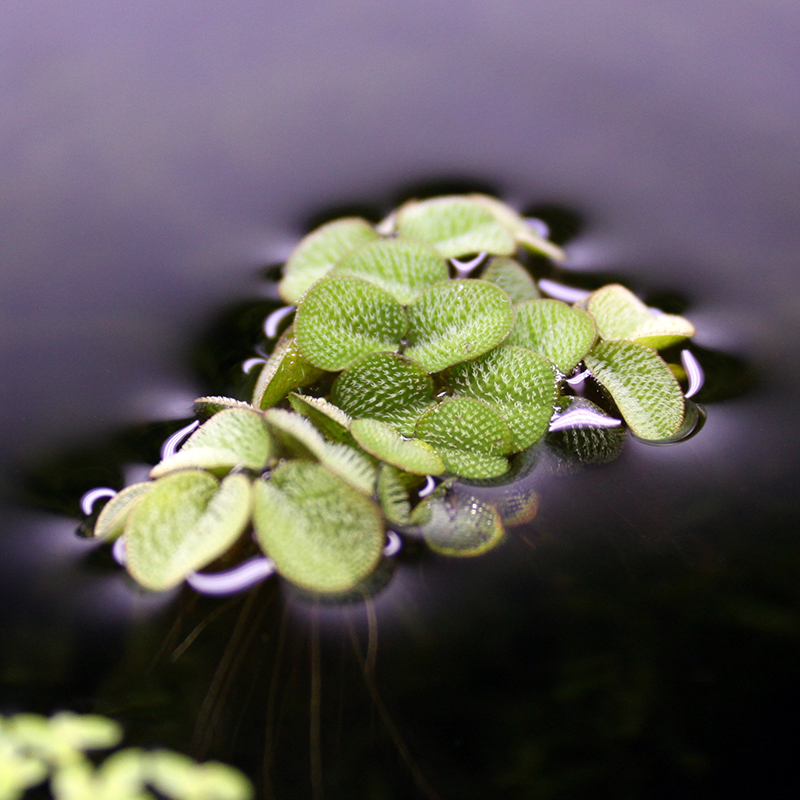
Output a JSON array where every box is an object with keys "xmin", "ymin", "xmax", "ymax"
[{"xmin": 87, "ymin": 194, "xmax": 702, "ymax": 595}]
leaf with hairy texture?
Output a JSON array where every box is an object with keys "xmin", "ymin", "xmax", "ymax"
[
  {"xmin": 448, "ymin": 345, "xmax": 557, "ymax": 451},
  {"xmin": 125, "ymin": 472, "xmax": 252, "ymax": 591},
  {"xmin": 415, "ymin": 397, "xmax": 512, "ymax": 479},
  {"xmin": 93, "ymin": 482, "xmax": 153, "ymax": 540},
  {"xmin": 506, "ymin": 299, "xmax": 597, "ymax": 373},
  {"xmin": 547, "ymin": 396, "xmax": 626, "ymax": 466},
  {"xmin": 409, "ymin": 484, "xmax": 504, "ymax": 556},
  {"xmin": 585, "ymin": 340, "xmax": 685, "ymax": 440},
  {"xmin": 288, "ymin": 393, "xmax": 353, "ymax": 443},
  {"xmin": 330, "ymin": 238, "xmax": 449, "ymax": 303},
  {"xmin": 194, "ymin": 396, "xmax": 257, "ymax": 420},
  {"xmin": 469, "ymin": 194, "xmax": 566, "ymax": 262},
  {"xmin": 252, "ymin": 462, "xmax": 384, "ymax": 593},
  {"xmin": 395, "ymin": 196, "xmax": 516, "ymax": 258},
  {"xmin": 294, "ymin": 276, "xmax": 407, "ymax": 371},
  {"xmin": 587, "ymin": 284, "xmax": 696, "ymax": 349},
  {"xmin": 331, "ymin": 352, "xmax": 434, "ymax": 436},
  {"xmin": 264, "ymin": 408, "xmax": 377, "ymax": 495},
  {"xmin": 251, "ymin": 328, "xmax": 325, "ymax": 410},
  {"xmin": 480, "ymin": 257, "xmax": 540, "ymax": 303},
  {"xmin": 351, "ymin": 418, "xmax": 445, "ymax": 475},
  {"xmin": 404, "ymin": 280, "xmax": 514, "ymax": 372},
  {"xmin": 376, "ymin": 464, "xmax": 413, "ymax": 526},
  {"xmin": 278, "ymin": 217, "xmax": 380, "ymax": 303},
  {"xmin": 151, "ymin": 408, "xmax": 274, "ymax": 478}
]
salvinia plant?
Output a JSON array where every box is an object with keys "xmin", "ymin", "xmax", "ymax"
[{"xmin": 87, "ymin": 194, "xmax": 701, "ymax": 596}]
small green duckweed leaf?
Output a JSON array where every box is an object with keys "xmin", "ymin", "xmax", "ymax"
[
  {"xmin": 193, "ymin": 396, "xmax": 257, "ymax": 420},
  {"xmin": 395, "ymin": 196, "xmax": 516, "ymax": 258},
  {"xmin": 126, "ymin": 472, "xmax": 252, "ymax": 591},
  {"xmin": 294, "ymin": 276, "xmax": 407, "ymax": 371},
  {"xmin": 331, "ymin": 352, "xmax": 434, "ymax": 435},
  {"xmin": 330, "ymin": 238, "xmax": 449, "ymax": 304},
  {"xmin": 351, "ymin": 418, "xmax": 445, "ymax": 475},
  {"xmin": 448, "ymin": 345, "xmax": 557, "ymax": 451},
  {"xmin": 376, "ymin": 464, "xmax": 412, "ymax": 526},
  {"xmin": 264, "ymin": 409, "xmax": 377, "ymax": 495},
  {"xmin": 278, "ymin": 217, "xmax": 380, "ymax": 304},
  {"xmin": 0, "ymin": 746, "xmax": 47, "ymax": 796},
  {"xmin": 251, "ymin": 329, "xmax": 325, "ymax": 410},
  {"xmin": 469, "ymin": 194, "xmax": 566, "ymax": 261},
  {"xmin": 587, "ymin": 284, "xmax": 696, "ymax": 349},
  {"xmin": 410, "ymin": 484, "xmax": 504, "ymax": 557},
  {"xmin": 288, "ymin": 393, "xmax": 353, "ymax": 443},
  {"xmin": 151, "ymin": 408, "xmax": 274, "ymax": 478},
  {"xmin": 547, "ymin": 396, "xmax": 626, "ymax": 465},
  {"xmin": 480, "ymin": 257, "xmax": 540, "ymax": 303},
  {"xmin": 93, "ymin": 482, "xmax": 153, "ymax": 540},
  {"xmin": 507, "ymin": 299, "xmax": 597, "ymax": 373},
  {"xmin": 405, "ymin": 280, "xmax": 514, "ymax": 372},
  {"xmin": 48, "ymin": 713, "xmax": 124, "ymax": 753},
  {"xmin": 416, "ymin": 397, "xmax": 512, "ymax": 479},
  {"xmin": 148, "ymin": 750, "xmax": 254, "ymax": 800},
  {"xmin": 252, "ymin": 462, "xmax": 384, "ymax": 593},
  {"xmin": 585, "ymin": 340, "xmax": 685, "ymax": 440}
]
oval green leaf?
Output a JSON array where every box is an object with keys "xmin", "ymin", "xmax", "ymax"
[
  {"xmin": 506, "ymin": 299, "xmax": 597, "ymax": 373},
  {"xmin": 194, "ymin": 396, "xmax": 257, "ymax": 420},
  {"xmin": 126, "ymin": 472, "xmax": 253, "ymax": 591},
  {"xmin": 251, "ymin": 328, "xmax": 325, "ymax": 410},
  {"xmin": 278, "ymin": 217, "xmax": 380, "ymax": 304},
  {"xmin": 93, "ymin": 481, "xmax": 154, "ymax": 540},
  {"xmin": 585, "ymin": 340, "xmax": 685, "ymax": 440},
  {"xmin": 415, "ymin": 397, "xmax": 512, "ymax": 479},
  {"xmin": 405, "ymin": 280, "xmax": 514, "ymax": 372},
  {"xmin": 331, "ymin": 352, "xmax": 434, "ymax": 436},
  {"xmin": 150, "ymin": 408, "xmax": 274, "ymax": 478},
  {"xmin": 288, "ymin": 393, "xmax": 353, "ymax": 444},
  {"xmin": 351, "ymin": 418, "xmax": 445, "ymax": 475},
  {"xmin": 376, "ymin": 464, "xmax": 413, "ymax": 526},
  {"xmin": 587, "ymin": 284, "xmax": 696, "ymax": 349},
  {"xmin": 395, "ymin": 196, "xmax": 516, "ymax": 258},
  {"xmin": 294, "ymin": 276, "xmax": 407, "ymax": 371},
  {"xmin": 448, "ymin": 345, "xmax": 557, "ymax": 451},
  {"xmin": 330, "ymin": 238, "xmax": 449, "ymax": 304},
  {"xmin": 252, "ymin": 462, "xmax": 384, "ymax": 593},
  {"xmin": 480, "ymin": 256, "xmax": 540, "ymax": 303}
]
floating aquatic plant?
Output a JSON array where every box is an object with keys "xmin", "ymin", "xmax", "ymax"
[
  {"xmin": 0, "ymin": 711, "xmax": 252, "ymax": 800},
  {"xmin": 85, "ymin": 194, "xmax": 703, "ymax": 596}
]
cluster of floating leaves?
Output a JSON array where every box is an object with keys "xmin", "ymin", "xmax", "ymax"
[
  {"xmin": 0, "ymin": 711, "xmax": 252, "ymax": 800},
  {"xmin": 87, "ymin": 194, "xmax": 701, "ymax": 596}
]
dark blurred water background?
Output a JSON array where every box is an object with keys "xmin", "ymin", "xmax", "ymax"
[{"xmin": 2, "ymin": 2, "xmax": 800, "ymax": 797}]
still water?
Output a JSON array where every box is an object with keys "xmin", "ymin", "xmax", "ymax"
[{"xmin": 2, "ymin": 2, "xmax": 800, "ymax": 798}]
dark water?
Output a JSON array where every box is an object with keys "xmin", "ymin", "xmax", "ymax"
[{"xmin": 3, "ymin": 2, "xmax": 800, "ymax": 798}]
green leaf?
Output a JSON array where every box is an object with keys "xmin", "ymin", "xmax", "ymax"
[
  {"xmin": 585, "ymin": 340, "xmax": 685, "ymax": 440},
  {"xmin": 147, "ymin": 750, "xmax": 254, "ymax": 800},
  {"xmin": 376, "ymin": 464, "xmax": 413, "ymax": 526},
  {"xmin": 415, "ymin": 397, "xmax": 512, "ymax": 479},
  {"xmin": 547, "ymin": 396, "xmax": 626, "ymax": 466},
  {"xmin": 330, "ymin": 238, "xmax": 449, "ymax": 304},
  {"xmin": 587, "ymin": 284, "xmax": 696, "ymax": 349},
  {"xmin": 150, "ymin": 408, "xmax": 274, "ymax": 478},
  {"xmin": 252, "ymin": 462, "xmax": 384, "ymax": 593},
  {"xmin": 193, "ymin": 396, "xmax": 257, "ymax": 420},
  {"xmin": 468, "ymin": 194, "xmax": 566, "ymax": 262},
  {"xmin": 405, "ymin": 280, "xmax": 514, "ymax": 372},
  {"xmin": 480, "ymin": 256, "xmax": 540, "ymax": 303},
  {"xmin": 448, "ymin": 345, "xmax": 557, "ymax": 451},
  {"xmin": 288, "ymin": 393, "xmax": 353, "ymax": 444},
  {"xmin": 409, "ymin": 484, "xmax": 504, "ymax": 557},
  {"xmin": 93, "ymin": 482, "xmax": 153, "ymax": 540},
  {"xmin": 251, "ymin": 328, "xmax": 325, "ymax": 410},
  {"xmin": 331, "ymin": 352, "xmax": 434, "ymax": 436},
  {"xmin": 125, "ymin": 472, "xmax": 252, "ymax": 591},
  {"xmin": 395, "ymin": 196, "xmax": 516, "ymax": 258},
  {"xmin": 278, "ymin": 217, "xmax": 380, "ymax": 304},
  {"xmin": 506, "ymin": 299, "xmax": 597, "ymax": 373},
  {"xmin": 294, "ymin": 276, "xmax": 407, "ymax": 371},
  {"xmin": 263, "ymin": 408, "xmax": 377, "ymax": 495},
  {"xmin": 48, "ymin": 713, "xmax": 124, "ymax": 753},
  {"xmin": 351, "ymin": 418, "xmax": 445, "ymax": 475}
]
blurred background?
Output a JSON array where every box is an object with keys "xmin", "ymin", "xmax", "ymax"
[{"xmin": 2, "ymin": 1, "xmax": 799, "ymax": 798}]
